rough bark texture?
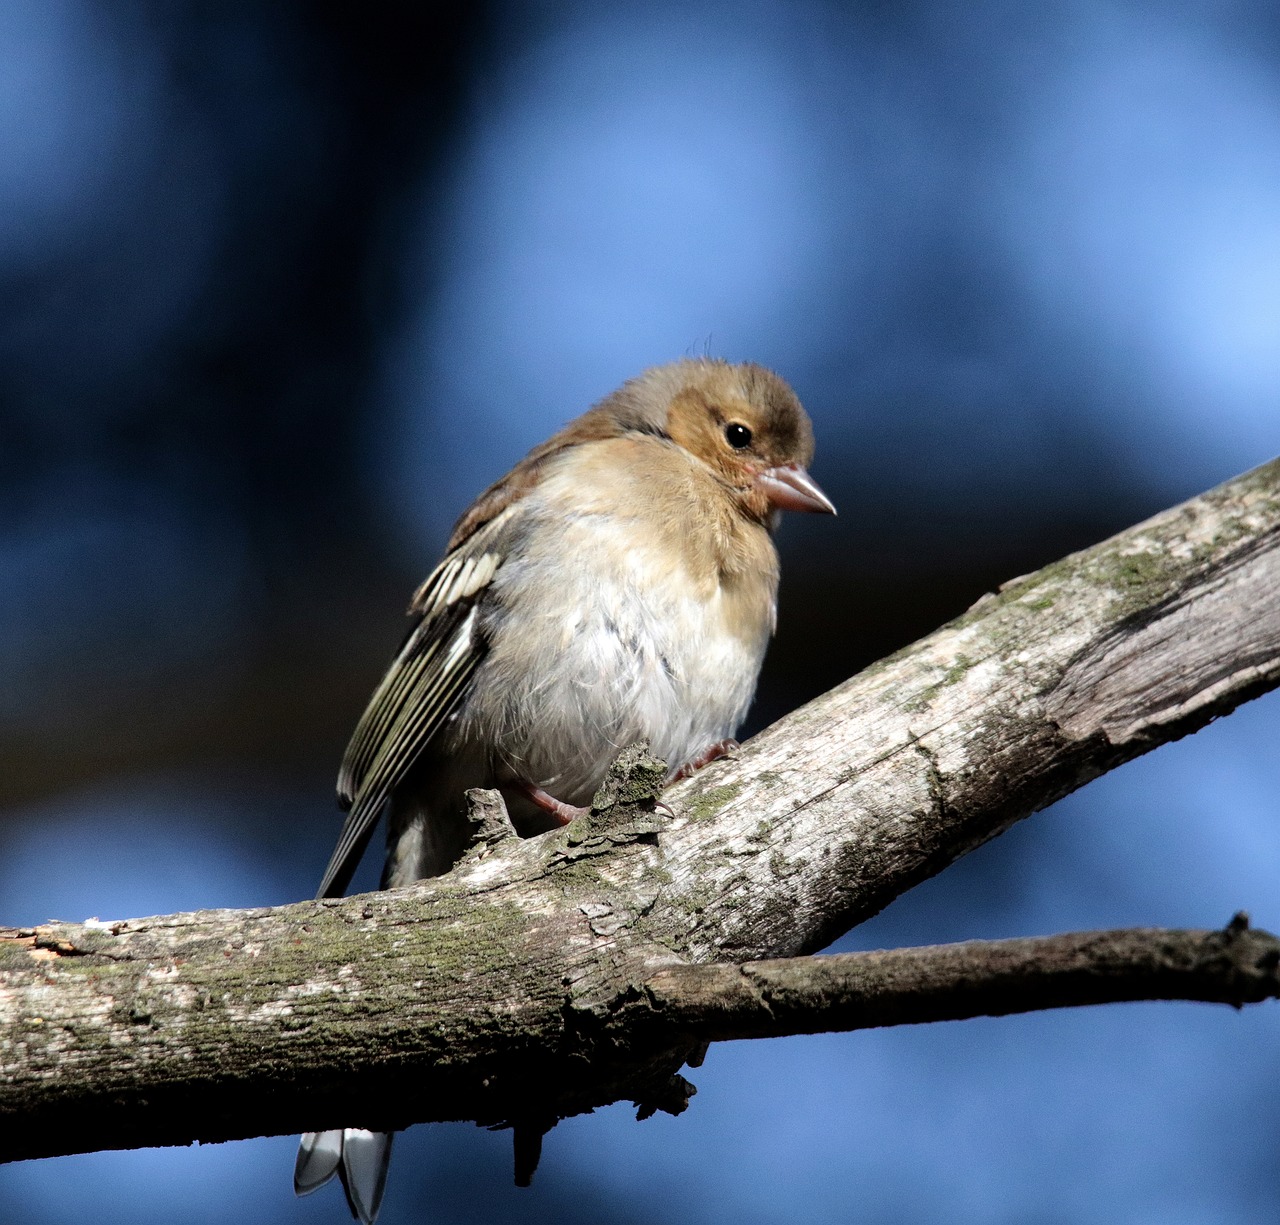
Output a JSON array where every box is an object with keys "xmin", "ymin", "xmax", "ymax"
[{"xmin": 2, "ymin": 457, "xmax": 1279, "ymax": 1164}]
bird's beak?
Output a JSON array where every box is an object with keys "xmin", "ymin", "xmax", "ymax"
[{"xmin": 757, "ymin": 464, "xmax": 837, "ymax": 515}]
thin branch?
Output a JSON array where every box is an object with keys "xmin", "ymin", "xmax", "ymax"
[{"xmin": 625, "ymin": 915, "xmax": 1280, "ymax": 1044}]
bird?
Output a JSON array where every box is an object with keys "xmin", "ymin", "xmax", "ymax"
[{"xmin": 293, "ymin": 358, "xmax": 835, "ymax": 1224}]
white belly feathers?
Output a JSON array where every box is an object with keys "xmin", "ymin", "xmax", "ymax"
[{"xmin": 449, "ymin": 456, "xmax": 777, "ymax": 804}]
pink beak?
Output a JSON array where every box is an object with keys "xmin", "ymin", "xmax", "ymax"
[{"xmin": 757, "ymin": 464, "xmax": 837, "ymax": 515}]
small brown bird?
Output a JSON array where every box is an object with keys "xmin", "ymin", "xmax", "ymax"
[{"xmin": 294, "ymin": 359, "xmax": 834, "ymax": 1223}]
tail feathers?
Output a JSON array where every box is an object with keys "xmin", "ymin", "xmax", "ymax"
[
  {"xmin": 295, "ymin": 1130, "xmax": 343, "ymax": 1195},
  {"xmin": 295, "ymin": 1128, "xmax": 394, "ymax": 1225},
  {"xmin": 340, "ymin": 1129, "xmax": 395, "ymax": 1225}
]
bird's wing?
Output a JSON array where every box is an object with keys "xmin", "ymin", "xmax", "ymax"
[{"xmin": 317, "ymin": 519, "xmax": 509, "ymax": 899}]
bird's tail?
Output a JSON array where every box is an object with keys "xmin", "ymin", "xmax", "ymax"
[{"xmin": 295, "ymin": 1128, "xmax": 394, "ymax": 1225}]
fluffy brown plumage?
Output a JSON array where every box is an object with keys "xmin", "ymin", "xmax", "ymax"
[{"xmin": 295, "ymin": 358, "xmax": 833, "ymax": 1225}]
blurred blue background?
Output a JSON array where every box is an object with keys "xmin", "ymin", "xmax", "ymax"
[{"xmin": 1, "ymin": 1, "xmax": 1278, "ymax": 1222}]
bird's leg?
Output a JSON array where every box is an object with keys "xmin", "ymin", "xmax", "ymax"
[
  {"xmin": 515, "ymin": 781, "xmax": 588, "ymax": 826},
  {"xmin": 673, "ymin": 738, "xmax": 739, "ymax": 780}
]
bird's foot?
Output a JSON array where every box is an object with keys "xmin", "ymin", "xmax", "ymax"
[
  {"xmin": 516, "ymin": 781, "xmax": 589, "ymax": 826},
  {"xmin": 673, "ymin": 738, "xmax": 739, "ymax": 780}
]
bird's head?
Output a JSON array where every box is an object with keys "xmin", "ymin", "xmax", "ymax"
[{"xmin": 611, "ymin": 359, "xmax": 836, "ymax": 525}]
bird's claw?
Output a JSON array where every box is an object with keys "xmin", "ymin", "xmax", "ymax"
[
  {"xmin": 516, "ymin": 781, "xmax": 589, "ymax": 826},
  {"xmin": 673, "ymin": 738, "xmax": 740, "ymax": 780}
]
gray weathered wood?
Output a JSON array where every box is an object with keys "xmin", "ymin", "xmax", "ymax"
[{"xmin": 1, "ymin": 456, "xmax": 1278, "ymax": 1163}]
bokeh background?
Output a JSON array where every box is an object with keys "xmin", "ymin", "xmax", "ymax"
[{"xmin": 2, "ymin": 1, "xmax": 1279, "ymax": 1222}]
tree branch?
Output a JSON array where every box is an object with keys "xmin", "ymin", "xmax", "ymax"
[
  {"xmin": 626, "ymin": 914, "xmax": 1280, "ymax": 1043},
  {"xmin": 2, "ymin": 458, "xmax": 1279, "ymax": 1164}
]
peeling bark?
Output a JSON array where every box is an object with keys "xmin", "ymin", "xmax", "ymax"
[{"xmin": 2, "ymin": 457, "xmax": 1279, "ymax": 1165}]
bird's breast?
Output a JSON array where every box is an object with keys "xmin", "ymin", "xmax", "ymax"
[{"xmin": 455, "ymin": 457, "xmax": 779, "ymax": 803}]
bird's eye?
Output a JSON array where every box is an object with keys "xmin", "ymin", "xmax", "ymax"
[{"xmin": 724, "ymin": 422, "xmax": 753, "ymax": 449}]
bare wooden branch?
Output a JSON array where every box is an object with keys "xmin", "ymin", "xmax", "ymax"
[
  {"xmin": 625, "ymin": 915, "xmax": 1280, "ymax": 1043},
  {"xmin": 2, "ymin": 457, "xmax": 1278, "ymax": 1164}
]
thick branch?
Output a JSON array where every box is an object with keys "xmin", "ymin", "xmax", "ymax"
[
  {"xmin": 2, "ymin": 458, "xmax": 1279, "ymax": 1162},
  {"xmin": 655, "ymin": 457, "xmax": 1280, "ymax": 961}
]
